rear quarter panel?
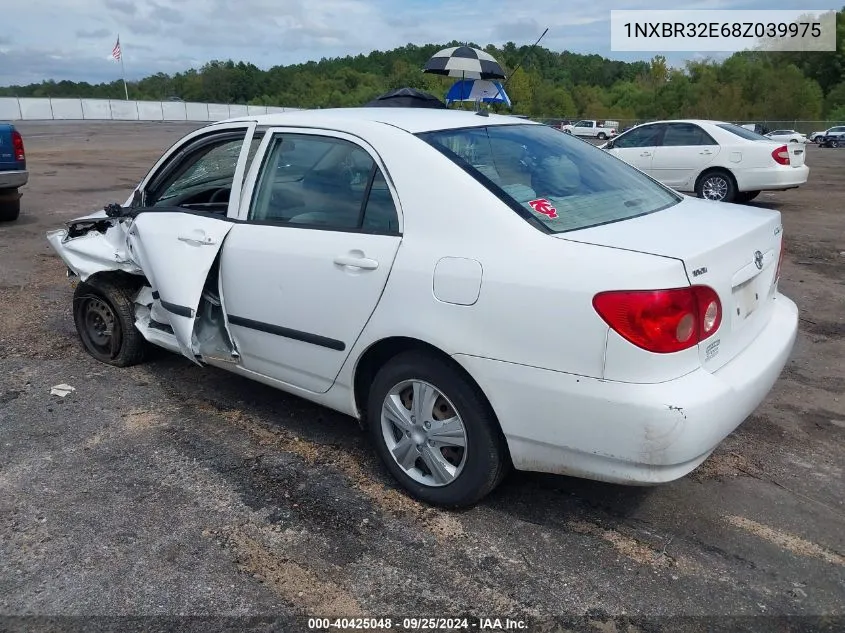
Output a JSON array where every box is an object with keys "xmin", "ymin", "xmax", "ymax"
[{"xmin": 340, "ymin": 126, "xmax": 692, "ymax": 382}]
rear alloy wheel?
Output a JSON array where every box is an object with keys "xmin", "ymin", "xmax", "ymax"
[
  {"xmin": 735, "ymin": 190, "xmax": 761, "ymax": 203},
  {"xmin": 73, "ymin": 276, "xmax": 148, "ymax": 367},
  {"xmin": 597, "ymin": 132, "xmax": 607, "ymax": 140},
  {"xmin": 367, "ymin": 351, "xmax": 509, "ymax": 507},
  {"xmin": 696, "ymin": 171, "xmax": 736, "ymax": 203},
  {"xmin": 831, "ymin": 139, "xmax": 840, "ymax": 148}
]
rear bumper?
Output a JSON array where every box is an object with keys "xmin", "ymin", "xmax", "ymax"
[
  {"xmin": 0, "ymin": 170, "xmax": 28, "ymax": 191},
  {"xmin": 736, "ymin": 165, "xmax": 808, "ymax": 192},
  {"xmin": 454, "ymin": 294, "xmax": 799, "ymax": 485}
]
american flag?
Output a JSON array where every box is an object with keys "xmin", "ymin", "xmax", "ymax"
[{"xmin": 112, "ymin": 36, "xmax": 122, "ymax": 62}]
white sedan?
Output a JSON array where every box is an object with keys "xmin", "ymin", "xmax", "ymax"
[
  {"xmin": 764, "ymin": 129, "xmax": 807, "ymax": 143},
  {"xmin": 47, "ymin": 109, "xmax": 798, "ymax": 506},
  {"xmin": 601, "ymin": 119, "xmax": 809, "ymax": 203}
]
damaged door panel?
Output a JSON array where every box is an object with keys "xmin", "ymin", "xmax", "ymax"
[
  {"xmin": 46, "ymin": 120, "xmax": 263, "ymax": 364},
  {"xmin": 47, "ymin": 208, "xmax": 241, "ymax": 365},
  {"xmin": 125, "ymin": 211, "xmax": 235, "ymax": 362}
]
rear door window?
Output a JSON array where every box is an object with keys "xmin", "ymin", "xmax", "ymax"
[
  {"xmin": 661, "ymin": 123, "xmax": 716, "ymax": 146},
  {"xmin": 248, "ymin": 133, "xmax": 398, "ymax": 233}
]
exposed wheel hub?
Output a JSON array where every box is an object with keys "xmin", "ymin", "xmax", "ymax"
[
  {"xmin": 411, "ymin": 426, "xmax": 427, "ymax": 446},
  {"xmin": 84, "ymin": 298, "xmax": 114, "ymax": 345}
]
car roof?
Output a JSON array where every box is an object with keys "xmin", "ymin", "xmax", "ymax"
[
  {"xmin": 628, "ymin": 119, "xmax": 736, "ymax": 127},
  {"xmin": 219, "ymin": 107, "xmax": 538, "ymax": 134}
]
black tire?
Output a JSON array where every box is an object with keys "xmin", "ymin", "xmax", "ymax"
[
  {"xmin": 73, "ymin": 275, "xmax": 148, "ymax": 367},
  {"xmin": 735, "ymin": 190, "xmax": 761, "ymax": 203},
  {"xmin": 0, "ymin": 190, "xmax": 21, "ymax": 222},
  {"xmin": 366, "ymin": 350, "xmax": 509, "ymax": 507},
  {"xmin": 831, "ymin": 139, "xmax": 840, "ymax": 149},
  {"xmin": 597, "ymin": 132, "xmax": 607, "ymax": 140},
  {"xmin": 695, "ymin": 170, "xmax": 736, "ymax": 203}
]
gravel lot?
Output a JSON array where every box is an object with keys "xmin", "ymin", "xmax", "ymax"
[{"xmin": 1, "ymin": 122, "xmax": 843, "ymax": 631}]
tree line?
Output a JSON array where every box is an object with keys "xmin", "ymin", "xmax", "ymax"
[{"xmin": 2, "ymin": 8, "xmax": 843, "ymax": 122}]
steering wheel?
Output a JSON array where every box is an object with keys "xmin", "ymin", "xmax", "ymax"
[{"xmin": 209, "ymin": 188, "xmax": 230, "ymax": 204}]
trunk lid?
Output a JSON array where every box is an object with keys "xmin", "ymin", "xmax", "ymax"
[
  {"xmin": 786, "ymin": 142, "xmax": 805, "ymax": 167},
  {"xmin": 558, "ymin": 197, "xmax": 783, "ymax": 372}
]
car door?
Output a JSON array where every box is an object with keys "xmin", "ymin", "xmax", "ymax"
[
  {"xmin": 606, "ymin": 123, "xmax": 664, "ymax": 174},
  {"xmin": 650, "ymin": 122, "xmax": 720, "ymax": 189},
  {"xmin": 218, "ymin": 128, "xmax": 403, "ymax": 393},
  {"xmin": 124, "ymin": 121, "xmax": 260, "ymax": 361},
  {"xmin": 572, "ymin": 120, "xmax": 594, "ymax": 136}
]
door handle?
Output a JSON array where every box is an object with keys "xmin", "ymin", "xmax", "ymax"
[
  {"xmin": 640, "ymin": 151, "xmax": 652, "ymax": 157},
  {"xmin": 700, "ymin": 150, "xmax": 713, "ymax": 155},
  {"xmin": 178, "ymin": 235, "xmax": 216, "ymax": 246},
  {"xmin": 334, "ymin": 255, "xmax": 379, "ymax": 270}
]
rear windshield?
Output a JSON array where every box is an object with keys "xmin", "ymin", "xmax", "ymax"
[
  {"xmin": 717, "ymin": 123, "xmax": 770, "ymax": 141},
  {"xmin": 418, "ymin": 123, "xmax": 680, "ymax": 233}
]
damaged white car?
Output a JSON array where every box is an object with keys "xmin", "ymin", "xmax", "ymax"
[{"xmin": 48, "ymin": 109, "xmax": 799, "ymax": 506}]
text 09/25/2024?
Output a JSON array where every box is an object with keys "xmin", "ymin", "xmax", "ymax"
[{"xmin": 307, "ymin": 617, "xmax": 529, "ymax": 630}]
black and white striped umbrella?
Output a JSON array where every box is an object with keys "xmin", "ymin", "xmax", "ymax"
[{"xmin": 423, "ymin": 46, "xmax": 506, "ymax": 80}]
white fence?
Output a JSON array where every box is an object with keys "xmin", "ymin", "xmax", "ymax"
[{"xmin": 0, "ymin": 97, "xmax": 301, "ymax": 122}]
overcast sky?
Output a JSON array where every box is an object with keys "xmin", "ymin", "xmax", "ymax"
[{"xmin": 0, "ymin": 0, "xmax": 810, "ymax": 86}]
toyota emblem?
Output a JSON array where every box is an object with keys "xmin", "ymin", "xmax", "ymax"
[{"xmin": 754, "ymin": 250, "xmax": 763, "ymax": 270}]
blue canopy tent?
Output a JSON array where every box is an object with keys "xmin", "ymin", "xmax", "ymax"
[{"xmin": 445, "ymin": 79, "xmax": 512, "ymax": 108}]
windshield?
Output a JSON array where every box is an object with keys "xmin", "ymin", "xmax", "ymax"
[
  {"xmin": 717, "ymin": 123, "xmax": 771, "ymax": 141},
  {"xmin": 418, "ymin": 123, "xmax": 681, "ymax": 233}
]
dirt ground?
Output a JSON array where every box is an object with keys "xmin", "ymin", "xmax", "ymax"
[{"xmin": 0, "ymin": 122, "xmax": 843, "ymax": 631}]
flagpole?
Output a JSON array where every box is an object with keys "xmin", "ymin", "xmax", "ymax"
[{"xmin": 117, "ymin": 34, "xmax": 128, "ymax": 100}]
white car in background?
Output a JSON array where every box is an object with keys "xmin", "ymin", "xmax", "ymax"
[
  {"xmin": 809, "ymin": 125, "xmax": 845, "ymax": 143},
  {"xmin": 764, "ymin": 129, "xmax": 807, "ymax": 143},
  {"xmin": 601, "ymin": 120, "xmax": 809, "ymax": 203},
  {"xmin": 47, "ymin": 109, "xmax": 798, "ymax": 506}
]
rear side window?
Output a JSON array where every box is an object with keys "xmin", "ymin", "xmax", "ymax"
[
  {"xmin": 419, "ymin": 123, "xmax": 680, "ymax": 234},
  {"xmin": 662, "ymin": 123, "xmax": 716, "ymax": 146},
  {"xmin": 248, "ymin": 134, "xmax": 398, "ymax": 232}
]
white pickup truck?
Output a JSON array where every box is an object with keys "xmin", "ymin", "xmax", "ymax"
[{"xmin": 561, "ymin": 119, "xmax": 619, "ymax": 140}]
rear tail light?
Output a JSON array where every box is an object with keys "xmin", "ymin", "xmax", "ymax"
[
  {"xmin": 771, "ymin": 145, "xmax": 790, "ymax": 165},
  {"xmin": 593, "ymin": 286, "xmax": 722, "ymax": 354},
  {"xmin": 12, "ymin": 130, "xmax": 25, "ymax": 162}
]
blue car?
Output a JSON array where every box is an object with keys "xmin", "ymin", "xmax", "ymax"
[{"xmin": 0, "ymin": 122, "xmax": 27, "ymax": 221}]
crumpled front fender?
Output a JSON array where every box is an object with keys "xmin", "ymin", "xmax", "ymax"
[{"xmin": 46, "ymin": 216, "xmax": 142, "ymax": 282}]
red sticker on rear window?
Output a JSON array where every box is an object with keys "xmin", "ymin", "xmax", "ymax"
[{"xmin": 528, "ymin": 198, "xmax": 558, "ymax": 219}]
